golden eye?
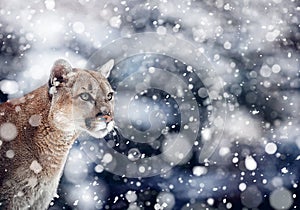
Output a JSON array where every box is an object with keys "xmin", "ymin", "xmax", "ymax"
[
  {"xmin": 80, "ymin": 92, "xmax": 93, "ymax": 101},
  {"xmin": 107, "ymin": 92, "xmax": 113, "ymax": 101}
]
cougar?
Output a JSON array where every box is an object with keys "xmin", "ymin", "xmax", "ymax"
[{"xmin": 0, "ymin": 59, "xmax": 115, "ymax": 209}]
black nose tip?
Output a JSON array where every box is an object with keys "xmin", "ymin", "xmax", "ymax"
[{"xmin": 96, "ymin": 111, "xmax": 110, "ymax": 118}]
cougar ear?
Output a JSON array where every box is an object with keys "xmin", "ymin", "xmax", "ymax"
[
  {"xmin": 49, "ymin": 59, "xmax": 73, "ymax": 87},
  {"xmin": 97, "ymin": 59, "xmax": 114, "ymax": 78}
]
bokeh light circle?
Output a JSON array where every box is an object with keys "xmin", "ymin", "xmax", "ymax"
[{"xmin": 84, "ymin": 32, "xmax": 226, "ymax": 178}]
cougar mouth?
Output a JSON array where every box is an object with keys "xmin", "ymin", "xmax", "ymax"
[{"xmin": 85, "ymin": 117, "xmax": 115, "ymax": 138}]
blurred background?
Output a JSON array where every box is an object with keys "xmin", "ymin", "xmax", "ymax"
[{"xmin": 0, "ymin": 0, "xmax": 299, "ymax": 209}]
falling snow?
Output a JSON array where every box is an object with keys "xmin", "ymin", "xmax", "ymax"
[
  {"xmin": 0, "ymin": 0, "xmax": 299, "ymax": 209},
  {"xmin": 30, "ymin": 160, "xmax": 43, "ymax": 174},
  {"xmin": 29, "ymin": 114, "xmax": 42, "ymax": 127},
  {"xmin": 6, "ymin": 149, "xmax": 15, "ymax": 159},
  {"xmin": 0, "ymin": 122, "xmax": 18, "ymax": 141},
  {"xmin": 265, "ymin": 142, "xmax": 278, "ymax": 155},
  {"xmin": 245, "ymin": 155, "xmax": 258, "ymax": 171}
]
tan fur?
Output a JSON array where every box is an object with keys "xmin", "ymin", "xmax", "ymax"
[{"xmin": 0, "ymin": 60, "xmax": 114, "ymax": 209}]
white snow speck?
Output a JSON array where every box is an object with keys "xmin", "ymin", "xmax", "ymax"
[
  {"xmin": 281, "ymin": 167, "xmax": 288, "ymax": 174},
  {"xmin": 6, "ymin": 150, "xmax": 15, "ymax": 158},
  {"xmin": 232, "ymin": 157, "xmax": 239, "ymax": 163},
  {"xmin": 265, "ymin": 29, "xmax": 280, "ymax": 42},
  {"xmin": 198, "ymin": 87, "xmax": 208, "ymax": 98},
  {"xmin": 148, "ymin": 67, "xmax": 156, "ymax": 74},
  {"xmin": 0, "ymin": 80, "xmax": 19, "ymax": 94},
  {"xmin": 156, "ymin": 192, "xmax": 175, "ymax": 210},
  {"xmin": 109, "ymin": 16, "xmax": 122, "ymax": 28},
  {"xmin": 207, "ymin": 198, "xmax": 214, "ymax": 206},
  {"xmin": 219, "ymin": 147, "xmax": 230, "ymax": 156},
  {"xmin": 29, "ymin": 114, "xmax": 42, "ymax": 127},
  {"xmin": 245, "ymin": 155, "xmax": 257, "ymax": 171},
  {"xmin": 125, "ymin": 190, "xmax": 137, "ymax": 203},
  {"xmin": 260, "ymin": 65, "xmax": 272, "ymax": 78},
  {"xmin": 73, "ymin": 200, "xmax": 79, "ymax": 206},
  {"xmin": 157, "ymin": 26, "xmax": 167, "ymax": 35},
  {"xmin": 192, "ymin": 166, "xmax": 207, "ymax": 176},
  {"xmin": 94, "ymin": 164, "xmax": 104, "ymax": 173},
  {"xmin": 102, "ymin": 153, "xmax": 113, "ymax": 164},
  {"xmin": 44, "ymin": 0, "xmax": 55, "ymax": 10},
  {"xmin": 72, "ymin": 22, "xmax": 85, "ymax": 34},
  {"xmin": 0, "ymin": 122, "xmax": 18, "ymax": 141},
  {"xmin": 239, "ymin": 183, "xmax": 247, "ymax": 191},
  {"xmin": 152, "ymin": 95, "xmax": 158, "ymax": 100},
  {"xmin": 128, "ymin": 148, "xmax": 141, "ymax": 161},
  {"xmin": 272, "ymin": 64, "xmax": 281, "ymax": 73},
  {"xmin": 224, "ymin": 41, "xmax": 232, "ymax": 49},
  {"xmin": 201, "ymin": 128, "xmax": 211, "ymax": 141},
  {"xmin": 138, "ymin": 166, "xmax": 146, "ymax": 173},
  {"xmin": 265, "ymin": 142, "xmax": 277, "ymax": 155},
  {"xmin": 224, "ymin": 3, "xmax": 231, "ymax": 10},
  {"xmin": 186, "ymin": 65, "xmax": 193, "ymax": 72},
  {"xmin": 30, "ymin": 160, "xmax": 43, "ymax": 174}
]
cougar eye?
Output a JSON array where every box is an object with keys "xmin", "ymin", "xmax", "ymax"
[
  {"xmin": 80, "ymin": 92, "xmax": 93, "ymax": 101},
  {"xmin": 107, "ymin": 92, "xmax": 113, "ymax": 101}
]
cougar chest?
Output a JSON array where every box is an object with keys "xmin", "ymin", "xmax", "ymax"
[{"xmin": 0, "ymin": 58, "xmax": 115, "ymax": 209}]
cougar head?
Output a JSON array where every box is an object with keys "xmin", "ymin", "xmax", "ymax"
[{"xmin": 48, "ymin": 59, "xmax": 115, "ymax": 138}]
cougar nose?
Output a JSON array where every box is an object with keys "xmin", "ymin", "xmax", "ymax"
[{"xmin": 96, "ymin": 111, "xmax": 112, "ymax": 123}]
